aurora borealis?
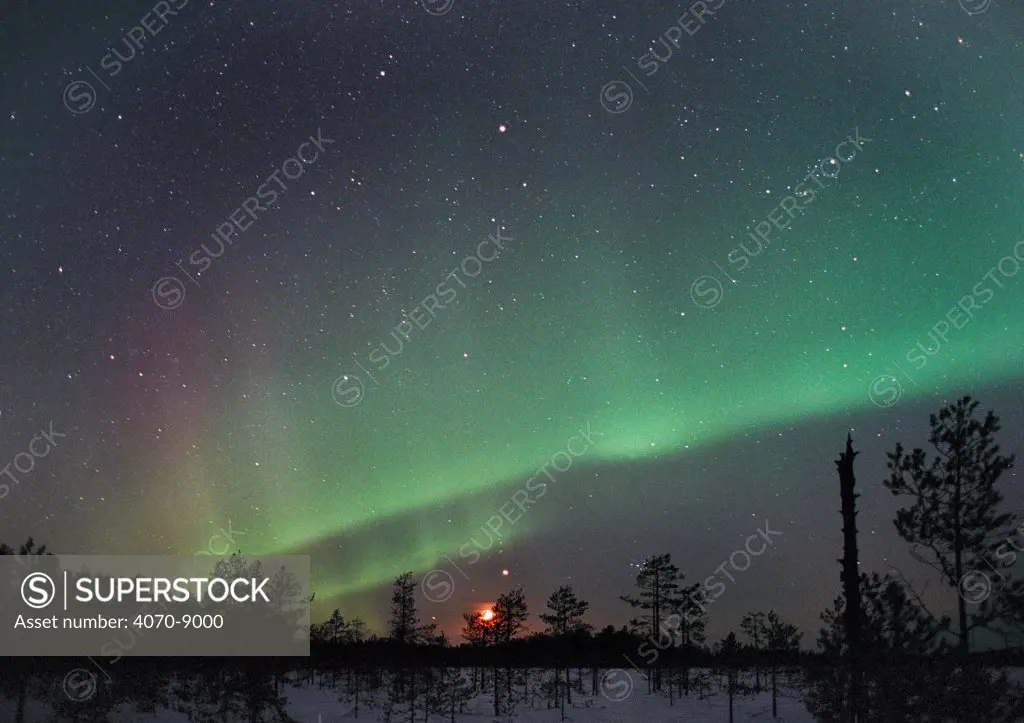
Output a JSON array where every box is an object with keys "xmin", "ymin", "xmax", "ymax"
[{"xmin": 2, "ymin": 0, "xmax": 1023, "ymax": 644}]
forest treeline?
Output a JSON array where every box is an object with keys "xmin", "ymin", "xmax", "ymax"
[{"xmin": 3, "ymin": 396, "xmax": 1024, "ymax": 722}]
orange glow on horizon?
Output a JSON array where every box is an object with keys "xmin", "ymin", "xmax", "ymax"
[{"xmin": 481, "ymin": 608, "xmax": 494, "ymax": 621}]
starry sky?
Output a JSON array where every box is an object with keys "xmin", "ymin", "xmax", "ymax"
[{"xmin": 1, "ymin": 0, "xmax": 1023, "ymax": 646}]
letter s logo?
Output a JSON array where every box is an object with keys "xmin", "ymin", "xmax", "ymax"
[
  {"xmin": 868, "ymin": 375, "xmax": 901, "ymax": 408},
  {"xmin": 420, "ymin": 570, "xmax": 454, "ymax": 603},
  {"xmin": 22, "ymin": 573, "xmax": 55, "ymax": 609},
  {"xmin": 690, "ymin": 276, "xmax": 723, "ymax": 309}
]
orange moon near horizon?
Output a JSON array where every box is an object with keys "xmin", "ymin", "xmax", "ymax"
[{"xmin": 481, "ymin": 608, "xmax": 494, "ymax": 621}]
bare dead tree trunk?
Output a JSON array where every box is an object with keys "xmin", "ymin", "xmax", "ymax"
[{"xmin": 837, "ymin": 434, "xmax": 864, "ymax": 723}]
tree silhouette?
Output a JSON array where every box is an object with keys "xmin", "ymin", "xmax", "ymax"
[
  {"xmin": 539, "ymin": 585, "xmax": 590, "ymax": 713},
  {"xmin": 492, "ymin": 586, "xmax": 529, "ymax": 643},
  {"xmin": 715, "ymin": 631, "xmax": 747, "ymax": 723},
  {"xmin": 385, "ymin": 572, "xmax": 435, "ymax": 722},
  {"xmin": 1, "ymin": 539, "xmax": 54, "ymax": 723},
  {"xmin": 836, "ymin": 433, "xmax": 864, "ymax": 723},
  {"xmin": 388, "ymin": 571, "xmax": 435, "ymax": 645},
  {"xmin": 740, "ymin": 611, "xmax": 766, "ymax": 692},
  {"xmin": 621, "ymin": 553, "xmax": 681, "ymax": 692},
  {"xmin": 460, "ymin": 610, "xmax": 490, "ymax": 694},
  {"xmin": 884, "ymin": 396, "xmax": 1020, "ymax": 660},
  {"xmin": 491, "ymin": 586, "xmax": 529, "ymax": 716},
  {"xmin": 666, "ymin": 581, "xmax": 706, "ymax": 698},
  {"xmin": 815, "ymin": 573, "xmax": 952, "ymax": 722},
  {"xmin": 190, "ymin": 554, "xmax": 293, "ymax": 722},
  {"xmin": 311, "ymin": 609, "xmax": 365, "ymax": 645},
  {"xmin": 765, "ymin": 609, "xmax": 801, "ymax": 719}
]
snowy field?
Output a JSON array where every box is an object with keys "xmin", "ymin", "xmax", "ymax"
[
  {"xmin": 1, "ymin": 668, "xmax": 813, "ymax": 722},
  {"xmin": 11, "ymin": 666, "xmax": 1024, "ymax": 721}
]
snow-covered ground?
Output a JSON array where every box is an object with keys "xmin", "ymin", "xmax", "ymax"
[
  {"xmin": 1, "ymin": 668, "xmax": 813, "ymax": 722},
  {"xmin": 19, "ymin": 664, "xmax": 1019, "ymax": 721}
]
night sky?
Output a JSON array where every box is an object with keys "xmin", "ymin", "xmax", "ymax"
[{"xmin": 2, "ymin": 0, "xmax": 1023, "ymax": 646}]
